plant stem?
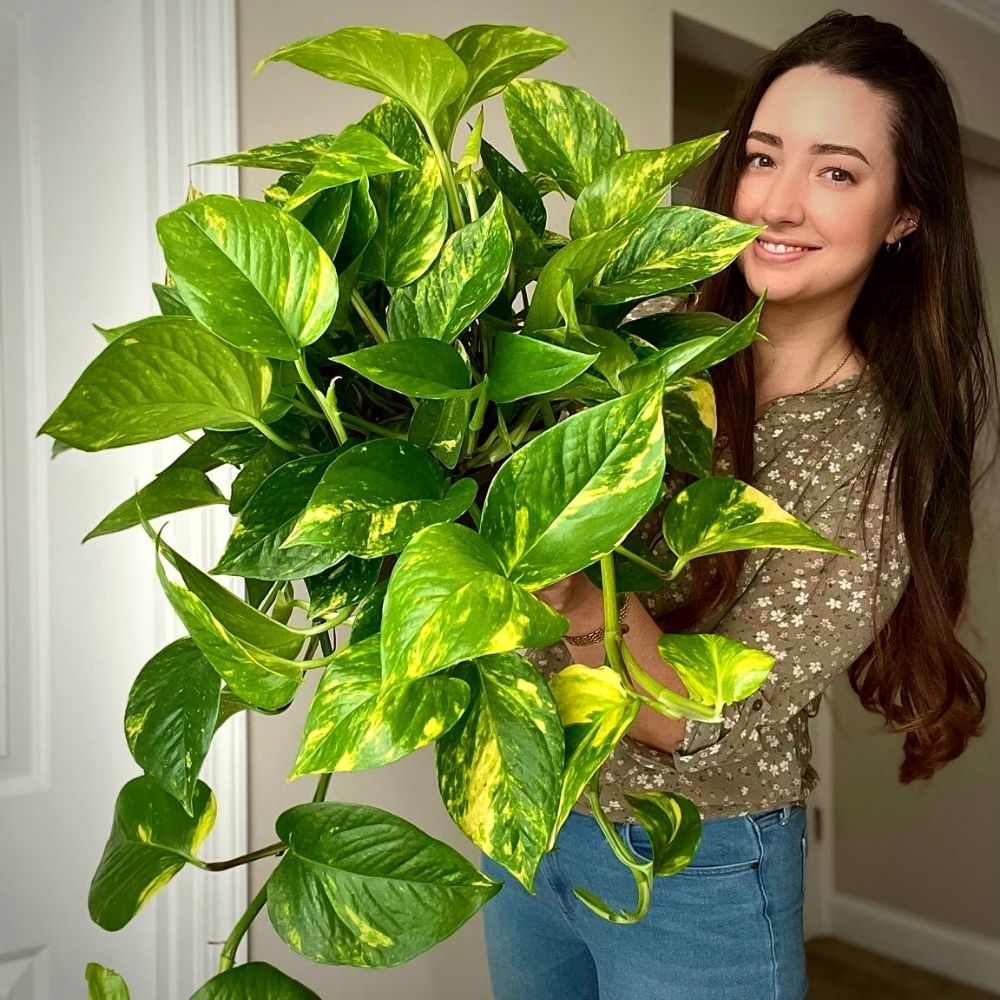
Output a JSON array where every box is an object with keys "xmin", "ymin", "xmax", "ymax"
[
  {"xmin": 462, "ymin": 178, "xmax": 480, "ymax": 221},
  {"xmin": 313, "ymin": 773, "xmax": 332, "ymax": 802},
  {"xmin": 218, "ymin": 879, "xmax": 269, "ymax": 973},
  {"xmin": 467, "ymin": 499, "xmax": 482, "ymax": 528},
  {"xmin": 340, "ymin": 411, "xmax": 407, "ymax": 440},
  {"xmin": 294, "ymin": 355, "xmax": 348, "ymax": 445},
  {"xmin": 246, "ymin": 417, "xmax": 316, "ymax": 455},
  {"xmin": 200, "ymin": 841, "xmax": 285, "ymax": 872},
  {"xmin": 179, "ymin": 431, "xmax": 195, "ymax": 444},
  {"xmin": 424, "ymin": 122, "xmax": 466, "ymax": 230},
  {"xmin": 613, "ymin": 544, "xmax": 672, "ymax": 578},
  {"xmin": 350, "ymin": 290, "xmax": 389, "ymax": 344}
]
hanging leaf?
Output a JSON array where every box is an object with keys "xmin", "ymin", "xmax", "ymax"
[{"xmin": 189, "ymin": 962, "xmax": 322, "ymax": 999}]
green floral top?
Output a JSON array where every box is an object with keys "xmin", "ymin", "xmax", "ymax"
[{"xmin": 525, "ymin": 363, "xmax": 911, "ymax": 823}]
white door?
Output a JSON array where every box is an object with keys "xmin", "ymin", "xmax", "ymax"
[{"xmin": 0, "ymin": 3, "xmax": 245, "ymax": 997}]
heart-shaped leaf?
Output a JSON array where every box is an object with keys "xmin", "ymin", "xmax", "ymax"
[
  {"xmin": 503, "ymin": 79, "xmax": 626, "ymax": 198},
  {"xmin": 436, "ymin": 651, "xmax": 563, "ymax": 891},
  {"xmin": 85, "ymin": 963, "xmax": 130, "ymax": 1000},
  {"xmin": 189, "ymin": 962, "xmax": 322, "ymax": 999},
  {"xmin": 659, "ymin": 374, "xmax": 717, "ymax": 479},
  {"xmin": 124, "ymin": 638, "xmax": 222, "ymax": 814},
  {"xmin": 408, "ymin": 395, "xmax": 470, "ymax": 469},
  {"xmin": 88, "ymin": 776, "xmax": 215, "ymax": 931},
  {"xmin": 386, "ymin": 195, "xmax": 512, "ymax": 343},
  {"xmin": 480, "ymin": 139, "xmax": 546, "ymax": 237},
  {"xmin": 622, "ymin": 790, "xmax": 702, "ymax": 877},
  {"xmin": 479, "ymin": 380, "xmax": 666, "ymax": 589},
  {"xmin": 380, "ymin": 521, "xmax": 567, "ymax": 684},
  {"xmin": 547, "ymin": 665, "xmax": 641, "ymax": 847},
  {"xmin": 330, "ymin": 339, "xmax": 473, "ymax": 398},
  {"xmin": 156, "ymin": 194, "xmax": 338, "ymax": 359},
  {"xmin": 283, "ymin": 438, "xmax": 477, "ymax": 557},
  {"xmin": 661, "ymin": 475, "xmax": 857, "ymax": 578},
  {"xmin": 290, "ymin": 633, "xmax": 469, "ymax": 777},
  {"xmin": 267, "ymin": 801, "xmax": 500, "ymax": 966},
  {"xmin": 305, "ymin": 555, "xmax": 382, "ymax": 619},
  {"xmin": 36, "ymin": 317, "xmax": 275, "ymax": 451},
  {"xmin": 485, "ymin": 331, "xmax": 597, "ymax": 402}
]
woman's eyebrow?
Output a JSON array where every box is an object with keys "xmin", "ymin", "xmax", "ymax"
[{"xmin": 746, "ymin": 129, "xmax": 870, "ymax": 166}]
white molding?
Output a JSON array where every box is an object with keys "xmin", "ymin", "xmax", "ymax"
[
  {"xmin": 0, "ymin": 1, "xmax": 51, "ymax": 799},
  {"xmin": 831, "ymin": 892, "xmax": 1000, "ymax": 994},
  {"xmin": 141, "ymin": 1, "xmax": 246, "ymax": 995}
]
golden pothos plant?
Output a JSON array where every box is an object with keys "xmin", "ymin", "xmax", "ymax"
[{"xmin": 45, "ymin": 23, "xmax": 855, "ymax": 999}]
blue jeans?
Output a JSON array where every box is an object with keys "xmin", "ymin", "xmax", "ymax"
[{"xmin": 480, "ymin": 804, "xmax": 808, "ymax": 1000}]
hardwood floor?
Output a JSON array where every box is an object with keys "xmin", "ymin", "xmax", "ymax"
[{"xmin": 805, "ymin": 937, "xmax": 999, "ymax": 999}]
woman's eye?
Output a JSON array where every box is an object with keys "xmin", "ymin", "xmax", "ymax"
[{"xmin": 743, "ymin": 152, "xmax": 855, "ymax": 186}]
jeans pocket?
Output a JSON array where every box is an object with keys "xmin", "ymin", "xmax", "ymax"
[
  {"xmin": 624, "ymin": 822, "xmax": 760, "ymax": 877},
  {"xmin": 800, "ymin": 829, "xmax": 808, "ymax": 896}
]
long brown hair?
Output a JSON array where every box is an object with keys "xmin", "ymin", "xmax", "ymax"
[{"xmin": 654, "ymin": 10, "xmax": 999, "ymax": 782}]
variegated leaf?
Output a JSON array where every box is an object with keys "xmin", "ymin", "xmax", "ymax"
[
  {"xmin": 503, "ymin": 79, "xmax": 626, "ymax": 198},
  {"xmin": 547, "ymin": 665, "xmax": 641, "ymax": 847},
  {"xmin": 479, "ymin": 380, "xmax": 666, "ymax": 590},
  {"xmin": 267, "ymin": 801, "xmax": 500, "ymax": 967},
  {"xmin": 36, "ymin": 317, "xmax": 275, "ymax": 451},
  {"xmin": 156, "ymin": 194, "xmax": 339, "ymax": 359},
  {"xmin": 282, "ymin": 438, "xmax": 477, "ymax": 556},
  {"xmin": 408, "ymin": 395, "xmax": 470, "ymax": 469},
  {"xmin": 290, "ymin": 633, "xmax": 469, "ymax": 777},
  {"xmin": 569, "ymin": 133, "xmax": 727, "ymax": 238},
  {"xmin": 436, "ymin": 651, "xmax": 563, "ymax": 892},
  {"xmin": 654, "ymin": 632, "xmax": 775, "ymax": 714},
  {"xmin": 480, "ymin": 138, "xmax": 546, "ymax": 237},
  {"xmin": 330, "ymin": 339, "xmax": 473, "ymax": 398},
  {"xmin": 197, "ymin": 133, "xmax": 342, "ymax": 173},
  {"xmin": 189, "ymin": 962, "xmax": 321, "ymax": 999},
  {"xmin": 582, "ymin": 205, "xmax": 765, "ymax": 304},
  {"xmin": 386, "ymin": 196, "xmax": 512, "ymax": 343},
  {"xmin": 661, "ymin": 475, "xmax": 857, "ymax": 578},
  {"xmin": 358, "ymin": 100, "xmax": 449, "ymax": 288},
  {"xmin": 485, "ymin": 330, "xmax": 597, "ymax": 402},
  {"xmin": 256, "ymin": 26, "xmax": 468, "ymax": 127},
  {"xmin": 88, "ymin": 777, "xmax": 215, "ymax": 931},
  {"xmin": 305, "ymin": 555, "xmax": 382, "ymax": 619},
  {"xmin": 85, "ymin": 963, "xmax": 131, "ymax": 1000},
  {"xmin": 660, "ymin": 374, "xmax": 717, "ymax": 478},
  {"xmin": 124, "ymin": 638, "xmax": 221, "ymax": 815},
  {"xmin": 622, "ymin": 790, "xmax": 703, "ymax": 877},
  {"xmin": 380, "ymin": 522, "xmax": 567, "ymax": 685}
]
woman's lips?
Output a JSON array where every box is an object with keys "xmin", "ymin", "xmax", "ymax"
[{"xmin": 752, "ymin": 238, "xmax": 821, "ymax": 263}]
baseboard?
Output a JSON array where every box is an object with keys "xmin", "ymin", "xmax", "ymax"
[{"xmin": 831, "ymin": 892, "xmax": 1000, "ymax": 994}]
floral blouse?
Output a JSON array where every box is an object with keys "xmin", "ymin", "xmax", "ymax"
[{"xmin": 525, "ymin": 363, "xmax": 912, "ymax": 823}]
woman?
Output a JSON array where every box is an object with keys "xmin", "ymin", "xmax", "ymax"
[{"xmin": 480, "ymin": 10, "xmax": 998, "ymax": 1000}]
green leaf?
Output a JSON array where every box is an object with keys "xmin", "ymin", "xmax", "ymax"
[
  {"xmin": 659, "ymin": 374, "xmax": 717, "ymax": 478},
  {"xmin": 480, "ymin": 139, "xmax": 546, "ymax": 237},
  {"xmin": 386, "ymin": 195, "xmax": 512, "ymax": 343},
  {"xmin": 655, "ymin": 632, "xmax": 776, "ymax": 715},
  {"xmin": 330, "ymin": 339, "xmax": 473, "ymax": 398},
  {"xmin": 256, "ymin": 26, "xmax": 468, "ymax": 128},
  {"xmin": 88, "ymin": 776, "xmax": 215, "ymax": 931},
  {"xmin": 349, "ymin": 579, "xmax": 388, "ymax": 644},
  {"xmin": 547, "ymin": 665, "xmax": 641, "ymax": 846},
  {"xmin": 289, "ymin": 633, "xmax": 469, "ymax": 777},
  {"xmin": 305, "ymin": 555, "xmax": 382, "ymax": 619},
  {"xmin": 156, "ymin": 194, "xmax": 339, "ymax": 359},
  {"xmin": 228, "ymin": 442, "xmax": 291, "ymax": 517},
  {"xmin": 621, "ymin": 790, "xmax": 702, "ymax": 877},
  {"xmin": 662, "ymin": 474, "xmax": 857, "ymax": 578},
  {"xmin": 479, "ymin": 380, "xmax": 666, "ymax": 590},
  {"xmin": 380, "ymin": 521, "xmax": 567, "ymax": 685},
  {"xmin": 85, "ymin": 468, "xmax": 226, "ymax": 542},
  {"xmin": 582, "ymin": 205, "xmax": 765, "ymax": 304},
  {"xmin": 152, "ymin": 281, "xmax": 191, "ymax": 316},
  {"xmin": 485, "ymin": 330, "xmax": 597, "ymax": 402},
  {"xmin": 197, "ymin": 133, "xmax": 340, "ymax": 173},
  {"xmin": 213, "ymin": 450, "xmax": 347, "ymax": 580},
  {"xmin": 358, "ymin": 100, "xmax": 449, "ymax": 288},
  {"xmin": 436, "ymin": 651, "xmax": 563, "ymax": 891},
  {"xmin": 408, "ymin": 395, "xmax": 471, "ymax": 469},
  {"xmin": 268, "ymin": 801, "xmax": 500, "ymax": 966},
  {"xmin": 569, "ymin": 133, "xmax": 726, "ymax": 238},
  {"xmin": 619, "ymin": 293, "xmax": 766, "ymax": 391},
  {"xmin": 125, "ymin": 638, "xmax": 222, "ymax": 815},
  {"xmin": 435, "ymin": 24, "xmax": 568, "ymax": 145},
  {"xmin": 85, "ymin": 963, "xmax": 131, "ymax": 1000},
  {"xmin": 283, "ymin": 438, "xmax": 477, "ymax": 557},
  {"xmin": 36, "ymin": 317, "xmax": 275, "ymax": 450},
  {"xmin": 161, "ymin": 430, "xmax": 230, "ymax": 475},
  {"xmin": 189, "ymin": 962, "xmax": 322, "ymax": 999},
  {"xmin": 503, "ymin": 79, "xmax": 626, "ymax": 198}
]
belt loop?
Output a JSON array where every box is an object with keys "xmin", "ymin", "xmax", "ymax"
[{"xmin": 780, "ymin": 805, "xmax": 790, "ymax": 825}]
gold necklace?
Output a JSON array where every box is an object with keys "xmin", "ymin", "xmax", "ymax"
[{"xmin": 755, "ymin": 345, "xmax": 857, "ymax": 416}]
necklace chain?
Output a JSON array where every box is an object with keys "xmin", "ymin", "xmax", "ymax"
[{"xmin": 756, "ymin": 345, "xmax": 857, "ymax": 415}]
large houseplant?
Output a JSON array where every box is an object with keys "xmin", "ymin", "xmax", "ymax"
[{"xmin": 45, "ymin": 23, "xmax": 855, "ymax": 999}]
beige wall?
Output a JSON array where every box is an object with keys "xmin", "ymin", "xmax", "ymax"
[{"xmin": 236, "ymin": 0, "xmax": 1000, "ymax": 991}]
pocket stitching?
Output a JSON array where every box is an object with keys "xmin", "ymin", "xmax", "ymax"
[{"xmin": 625, "ymin": 824, "xmax": 760, "ymax": 877}]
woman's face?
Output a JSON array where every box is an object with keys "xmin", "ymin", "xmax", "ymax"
[{"xmin": 733, "ymin": 64, "xmax": 918, "ymax": 308}]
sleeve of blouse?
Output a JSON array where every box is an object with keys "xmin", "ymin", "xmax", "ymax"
[{"xmin": 663, "ymin": 440, "xmax": 911, "ymax": 776}]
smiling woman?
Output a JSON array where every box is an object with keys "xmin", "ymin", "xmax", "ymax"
[{"xmin": 499, "ymin": 10, "xmax": 999, "ymax": 1000}]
